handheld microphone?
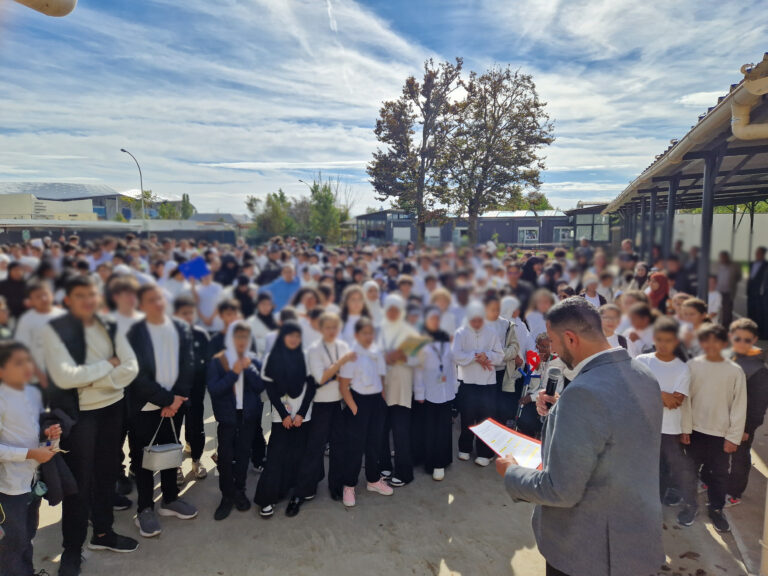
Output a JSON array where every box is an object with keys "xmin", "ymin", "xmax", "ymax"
[{"xmin": 544, "ymin": 367, "xmax": 561, "ymax": 409}]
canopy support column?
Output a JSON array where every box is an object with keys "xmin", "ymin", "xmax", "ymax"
[
  {"xmin": 698, "ymin": 146, "xmax": 726, "ymax": 300},
  {"xmin": 663, "ymin": 177, "xmax": 678, "ymax": 261},
  {"xmin": 647, "ymin": 190, "xmax": 657, "ymax": 262},
  {"xmin": 639, "ymin": 197, "xmax": 647, "ymax": 261}
]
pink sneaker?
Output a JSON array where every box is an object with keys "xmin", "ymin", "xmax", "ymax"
[
  {"xmin": 366, "ymin": 479, "xmax": 394, "ymax": 496},
  {"xmin": 342, "ymin": 486, "xmax": 356, "ymax": 507}
]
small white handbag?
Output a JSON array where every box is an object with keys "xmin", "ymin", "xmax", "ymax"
[{"xmin": 142, "ymin": 417, "xmax": 183, "ymax": 472}]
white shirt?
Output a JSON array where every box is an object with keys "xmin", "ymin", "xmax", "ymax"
[
  {"xmin": 451, "ymin": 323, "xmax": 504, "ymax": 385},
  {"xmin": 487, "ymin": 317, "xmax": 513, "ymax": 370},
  {"xmin": 299, "ymin": 317, "xmax": 322, "ymax": 352},
  {"xmin": 708, "ymin": 290, "xmax": 722, "ymax": 323},
  {"xmin": 635, "ymin": 353, "xmax": 691, "ymax": 435},
  {"xmin": 13, "ymin": 306, "xmax": 66, "ymax": 375},
  {"xmin": 196, "ymin": 282, "xmax": 224, "ymax": 331},
  {"xmin": 307, "ymin": 339, "xmax": 350, "ymax": 403},
  {"xmin": 143, "ymin": 318, "xmax": 180, "ymax": 411},
  {"xmin": 341, "ymin": 315, "xmax": 360, "ymax": 346},
  {"xmin": 0, "ymin": 384, "xmax": 42, "ymax": 495},
  {"xmin": 414, "ymin": 340, "xmax": 457, "ymax": 404},
  {"xmin": 525, "ymin": 311, "xmax": 547, "ymax": 341},
  {"xmin": 583, "ymin": 293, "xmax": 602, "ymax": 308},
  {"xmin": 569, "ymin": 347, "xmax": 617, "ymax": 379},
  {"xmin": 623, "ymin": 325, "xmax": 655, "ymax": 358},
  {"xmin": 339, "ymin": 343, "xmax": 386, "ymax": 395},
  {"xmin": 113, "ymin": 310, "xmax": 144, "ymax": 339}
]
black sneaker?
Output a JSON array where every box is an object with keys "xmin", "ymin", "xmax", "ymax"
[
  {"xmin": 116, "ymin": 473, "xmax": 133, "ymax": 496},
  {"xmin": 112, "ymin": 493, "xmax": 132, "ymax": 511},
  {"xmin": 329, "ymin": 489, "xmax": 342, "ymax": 502},
  {"xmin": 708, "ymin": 508, "xmax": 731, "ymax": 533},
  {"xmin": 286, "ymin": 497, "xmax": 302, "ymax": 518},
  {"xmin": 58, "ymin": 550, "xmax": 82, "ymax": 576},
  {"xmin": 662, "ymin": 490, "xmax": 682, "ymax": 507},
  {"xmin": 388, "ymin": 477, "xmax": 406, "ymax": 487},
  {"xmin": 677, "ymin": 505, "xmax": 698, "ymax": 527},
  {"xmin": 214, "ymin": 497, "xmax": 233, "ymax": 521},
  {"xmin": 87, "ymin": 531, "xmax": 139, "ymax": 553},
  {"xmin": 234, "ymin": 491, "xmax": 251, "ymax": 512}
]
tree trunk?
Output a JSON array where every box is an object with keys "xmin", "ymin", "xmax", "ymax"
[{"xmin": 468, "ymin": 210, "xmax": 479, "ymax": 246}]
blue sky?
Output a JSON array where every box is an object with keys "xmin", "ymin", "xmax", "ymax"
[{"xmin": 1, "ymin": 0, "xmax": 767, "ymax": 214}]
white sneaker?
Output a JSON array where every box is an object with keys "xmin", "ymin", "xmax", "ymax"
[
  {"xmin": 432, "ymin": 468, "xmax": 445, "ymax": 481},
  {"xmin": 474, "ymin": 457, "xmax": 490, "ymax": 467},
  {"xmin": 342, "ymin": 486, "xmax": 356, "ymax": 507},
  {"xmin": 457, "ymin": 452, "xmax": 470, "ymax": 461},
  {"xmin": 380, "ymin": 469, "xmax": 392, "ymax": 478},
  {"xmin": 366, "ymin": 479, "xmax": 394, "ymax": 496}
]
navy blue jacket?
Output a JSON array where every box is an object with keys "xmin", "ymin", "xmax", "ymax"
[{"xmin": 207, "ymin": 351, "xmax": 265, "ymax": 425}]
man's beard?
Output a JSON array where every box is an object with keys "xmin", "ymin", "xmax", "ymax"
[{"xmin": 558, "ymin": 340, "xmax": 575, "ymax": 370}]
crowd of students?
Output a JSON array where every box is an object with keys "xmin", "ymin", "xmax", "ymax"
[{"xmin": 0, "ymin": 232, "xmax": 766, "ymax": 576}]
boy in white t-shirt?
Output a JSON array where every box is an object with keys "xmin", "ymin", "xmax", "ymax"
[{"xmin": 635, "ymin": 318, "xmax": 697, "ymax": 527}]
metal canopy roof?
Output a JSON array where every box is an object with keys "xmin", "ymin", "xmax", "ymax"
[{"xmin": 605, "ymin": 54, "xmax": 768, "ymax": 214}]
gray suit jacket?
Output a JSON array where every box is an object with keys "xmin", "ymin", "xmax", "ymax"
[{"xmin": 504, "ymin": 348, "xmax": 664, "ymax": 576}]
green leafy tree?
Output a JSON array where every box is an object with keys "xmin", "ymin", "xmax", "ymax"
[
  {"xmin": 157, "ymin": 202, "xmax": 181, "ymax": 219},
  {"xmin": 309, "ymin": 181, "xmax": 341, "ymax": 243},
  {"xmin": 442, "ymin": 66, "xmax": 554, "ymax": 244},
  {"xmin": 180, "ymin": 193, "xmax": 196, "ymax": 219},
  {"xmin": 250, "ymin": 190, "xmax": 295, "ymax": 236},
  {"xmin": 368, "ymin": 58, "xmax": 463, "ymax": 246}
]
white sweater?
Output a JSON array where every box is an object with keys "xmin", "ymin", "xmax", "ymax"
[
  {"xmin": 0, "ymin": 384, "xmax": 42, "ymax": 495},
  {"xmin": 451, "ymin": 324, "xmax": 504, "ymax": 385},
  {"xmin": 42, "ymin": 321, "xmax": 139, "ymax": 412}
]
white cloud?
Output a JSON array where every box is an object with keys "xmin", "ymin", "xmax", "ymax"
[{"xmin": 0, "ymin": 0, "xmax": 767, "ymax": 216}]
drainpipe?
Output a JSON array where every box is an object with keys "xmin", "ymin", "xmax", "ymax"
[
  {"xmin": 12, "ymin": 0, "xmax": 76, "ymax": 16},
  {"xmin": 732, "ymin": 63, "xmax": 768, "ymax": 141}
]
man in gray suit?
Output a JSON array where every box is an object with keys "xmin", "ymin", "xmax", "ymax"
[{"xmin": 498, "ymin": 298, "xmax": 664, "ymax": 576}]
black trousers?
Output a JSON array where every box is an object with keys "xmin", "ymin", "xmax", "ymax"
[
  {"xmin": 379, "ymin": 404, "xmax": 414, "ymax": 483},
  {"xmin": 216, "ymin": 411, "xmax": 257, "ymax": 499},
  {"xmin": 546, "ymin": 563, "xmax": 569, "ymax": 576},
  {"xmin": 457, "ymin": 383, "xmax": 495, "ymax": 459},
  {"xmin": 134, "ymin": 408, "xmax": 184, "ymax": 512},
  {"xmin": 343, "ymin": 391, "xmax": 386, "ymax": 487},
  {"xmin": 494, "ymin": 369, "xmax": 506, "ymax": 421},
  {"xmin": 185, "ymin": 373, "xmax": 207, "ymax": 461},
  {"xmin": 516, "ymin": 402, "xmax": 542, "ymax": 438},
  {"xmin": 294, "ymin": 401, "xmax": 345, "ymax": 499},
  {"xmin": 688, "ymin": 431, "xmax": 729, "ymax": 510},
  {"xmin": 254, "ymin": 423, "xmax": 308, "ymax": 506},
  {"xmin": 410, "ymin": 401, "xmax": 426, "ymax": 468},
  {"xmin": 0, "ymin": 492, "xmax": 39, "ymax": 576},
  {"xmin": 660, "ymin": 433, "xmax": 697, "ymax": 506},
  {"xmin": 251, "ymin": 404, "xmax": 267, "ymax": 466},
  {"xmin": 423, "ymin": 400, "xmax": 453, "ymax": 472},
  {"xmin": 728, "ymin": 430, "xmax": 755, "ymax": 498},
  {"xmin": 61, "ymin": 399, "xmax": 124, "ymax": 552}
]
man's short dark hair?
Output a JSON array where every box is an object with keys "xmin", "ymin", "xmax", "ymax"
[
  {"xmin": 217, "ymin": 299, "xmax": 241, "ymax": 314},
  {"xmin": 137, "ymin": 283, "xmax": 161, "ymax": 304},
  {"xmin": 26, "ymin": 279, "xmax": 51, "ymax": 298},
  {"xmin": 544, "ymin": 297, "xmax": 604, "ymax": 340},
  {"xmin": 65, "ymin": 275, "xmax": 97, "ymax": 295},
  {"xmin": 0, "ymin": 340, "xmax": 29, "ymax": 367},
  {"xmin": 729, "ymin": 317, "xmax": 759, "ymax": 337},
  {"xmin": 173, "ymin": 295, "xmax": 196, "ymax": 313},
  {"xmin": 653, "ymin": 317, "xmax": 679, "ymax": 336},
  {"xmin": 697, "ymin": 323, "xmax": 728, "ymax": 343}
]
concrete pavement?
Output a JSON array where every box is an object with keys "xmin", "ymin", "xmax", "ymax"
[{"xmin": 31, "ymin": 412, "xmax": 753, "ymax": 576}]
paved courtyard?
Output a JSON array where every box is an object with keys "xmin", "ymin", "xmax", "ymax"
[{"xmin": 32, "ymin": 409, "xmax": 758, "ymax": 576}]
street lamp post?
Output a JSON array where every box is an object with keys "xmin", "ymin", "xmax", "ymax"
[{"xmin": 120, "ymin": 148, "xmax": 146, "ymax": 233}]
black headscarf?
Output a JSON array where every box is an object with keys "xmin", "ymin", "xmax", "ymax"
[
  {"xmin": 234, "ymin": 275, "xmax": 255, "ymax": 318},
  {"xmin": 424, "ymin": 306, "xmax": 450, "ymax": 343},
  {"xmin": 521, "ymin": 257, "xmax": 542, "ymax": 285},
  {"xmin": 264, "ymin": 322, "xmax": 306, "ymax": 398},
  {"xmin": 255, "ymin": 293, "xmax": 277, "ymax": 330}
]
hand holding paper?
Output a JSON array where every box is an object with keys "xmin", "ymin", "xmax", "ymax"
[{"xmin": 470, "ymin": 418, "xmax": 542, "ymax": 470}]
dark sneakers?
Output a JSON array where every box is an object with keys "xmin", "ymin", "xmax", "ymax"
[
  {"xmin": 58, "ymin": 550, "xmax": 82, "ymax": 576},
  {"xmin": 286, "ymin": 497, "xmax": 302, "ymax": 517},
  {"xmin": 214, "ymin": 497, "xmax": 234, "ymax": 521},
  {"xmin": 112, "ymin": 493, "xmax": 132, "ymax": 511},
  {"xmin": 677, "ymin": 505, "xmax": 698, "ymax": 527},
  {"xmin": 87, "ymin": 531, "xmax": 139, "ymax": 553},
  {"xmin": 234, "ymin": 491, "xmax": 251, "ymax": 512},
  {"xmin": 708, "ymin": 508, "xmax": 731, "ymax": 533}
]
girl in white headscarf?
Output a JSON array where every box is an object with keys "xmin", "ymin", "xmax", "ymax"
[
  {"xmin": 363, "ymin": 280, "xmax": 383, "ymax": 329},
  {"xmin": 377, "ymin": 294, "xmax": 422, "ymax": 487}
]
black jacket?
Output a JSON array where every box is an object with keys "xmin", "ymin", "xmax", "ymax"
[
  {"xmin": 732, "ymin": 351, "xmax": 768, "ymax": 435},
  {"xmin": 126, "ymin": 318, "xmax": 194, "ymax": 415},
  {"xmin": 47, "ymin": 313, "xmax": 118, "ymax": 420},
  {"xmin": 207, "ymin": 351, "xmax": 265, "ymax": 425}
]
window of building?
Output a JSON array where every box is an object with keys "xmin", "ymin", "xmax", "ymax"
[
  {"xmin": 518, "ymin": 227, "xmax": 538, "ymax": 245},
  {"xmin": 553, "ymin": 227, "xmax": 574, "ymax": 244}
]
